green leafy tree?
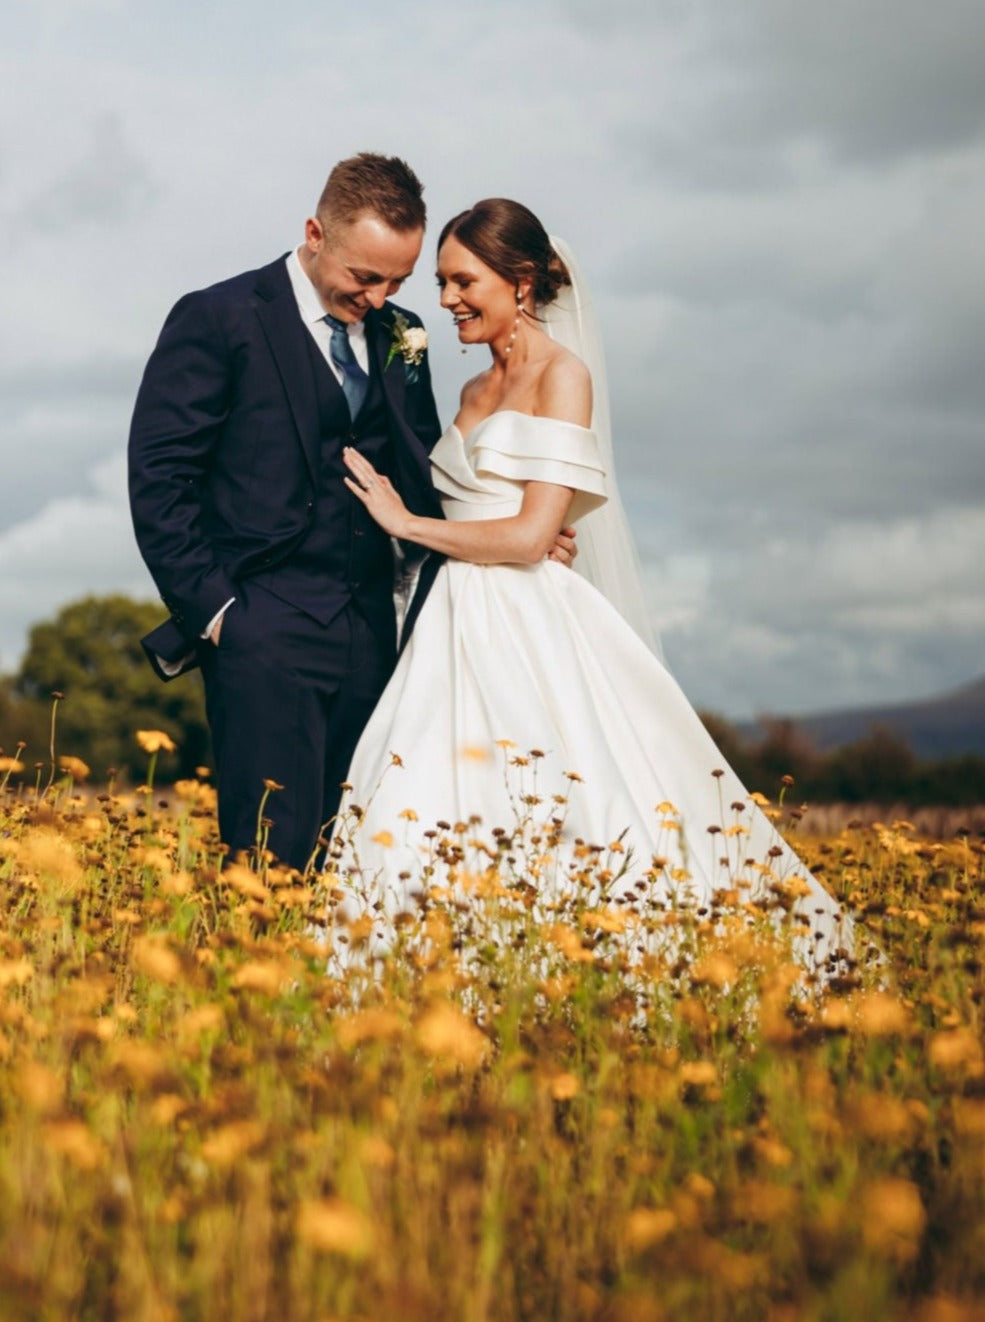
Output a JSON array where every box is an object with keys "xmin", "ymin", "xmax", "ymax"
[
  {"xmin": 14, "ymin": 595, "xmax": 210, "ymax": 783},
  {"xmin": 820, "ymin": 725, "xmax": 917, "ymax": 803},
  {"xmin": 0, "ymin": 674, "xmax": 48, "ymax": 769}
]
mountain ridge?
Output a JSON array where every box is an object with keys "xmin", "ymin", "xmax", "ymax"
[{"xmin": 739, "ymin": 674, "xmax": 985, "ymax": 758}]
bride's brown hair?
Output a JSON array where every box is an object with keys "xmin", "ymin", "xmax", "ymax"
[{"xmin": 438, "ymin": 199, "xmax": 571, "ymax": 306}]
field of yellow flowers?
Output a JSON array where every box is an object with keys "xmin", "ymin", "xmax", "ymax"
[{"xmin": 1, "ymin": 738, "xmax": 984, "ymax": 1322}]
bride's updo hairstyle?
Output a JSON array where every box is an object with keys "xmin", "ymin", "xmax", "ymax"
[{"xmin": 438, "ymin": 199, "xmax": 571, "ymax": 307}]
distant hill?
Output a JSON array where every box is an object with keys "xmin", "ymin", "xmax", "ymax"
[{"xmin": 742, "ymin": 674, "xmax": 985, "ymax": 759}]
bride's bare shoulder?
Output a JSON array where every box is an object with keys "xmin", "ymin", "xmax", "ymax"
[
  {"xmin": 535, "ymin": 343, "xmax": 592, "ymax": 427},
  {"xmin": 457, "ymin": 370, "xmax": 491, "ymax": 410}
]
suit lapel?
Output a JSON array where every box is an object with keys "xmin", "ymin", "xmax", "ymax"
[
  {"xmin": 367, "ymin": 307, "xmax": 405, "ymax": 417},
  {"xmin": 367, "ymin": 306, "xmax": 436, "ymax": 506},
  {"xmin": 253, "ymin": 259, "xmax": 320, "ymax": 480}
]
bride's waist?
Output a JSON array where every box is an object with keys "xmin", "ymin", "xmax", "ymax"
[{"xmin": 440, "ymin": 499, "xmax": 522, "ymax": 523}]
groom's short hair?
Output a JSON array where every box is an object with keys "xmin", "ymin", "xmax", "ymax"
[{"xmin": 317, "ymin": 153, "xmax": 426, "ymax": 236}]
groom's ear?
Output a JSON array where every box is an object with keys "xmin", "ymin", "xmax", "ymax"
[{"xmin": 304, "ymin": 216, "xmax": 325, "ymax": 253}]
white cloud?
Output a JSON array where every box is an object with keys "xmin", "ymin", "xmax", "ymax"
[
  {"xmin": 0, "ymin": 452, "xmax": 154, "ymax": 671},
  {"xmin": 659, "ymin": 505, "xmax": 985, "ymax": 716}
]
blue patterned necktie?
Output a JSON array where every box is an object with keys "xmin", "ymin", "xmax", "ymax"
[{"xmin": 324, "ymin": 314, "xmax": 369, "ymax": 419}]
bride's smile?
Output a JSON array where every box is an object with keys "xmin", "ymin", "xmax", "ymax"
[{"xmin": 437, "ymin": 234, "xmax": 528, "ymax": 355}]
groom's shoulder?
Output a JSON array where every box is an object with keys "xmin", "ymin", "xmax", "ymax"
[
  {"xmin": 160, "ymin": 257, "xmax": 288, "ymax": 329},
  {"xmin": 178, "ymin": 255, "xmax": 289, "ymax": 307}
]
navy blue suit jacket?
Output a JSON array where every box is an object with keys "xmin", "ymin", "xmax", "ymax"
[{"xmin": 128, "ymin": 255, "xmax": 444, "ymax": 678}]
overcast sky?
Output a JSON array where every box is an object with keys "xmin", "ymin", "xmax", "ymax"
[{"xmin": 2, "ymin": 0, "xmax": 983, "ymax": 718}]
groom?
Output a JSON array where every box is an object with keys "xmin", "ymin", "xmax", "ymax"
[{"xmin": 128, "ymin": 154, "xmax": 446, "ymax": 869}]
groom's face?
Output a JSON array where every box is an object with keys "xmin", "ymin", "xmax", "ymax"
[{"xmin": 302, "ymin": 213, "xmax": 423, "ymax": 323}]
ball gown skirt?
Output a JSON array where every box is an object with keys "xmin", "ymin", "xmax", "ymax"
[{"xmin": 333, "ymin": 412, "xmax": 849, "ymax": 964}]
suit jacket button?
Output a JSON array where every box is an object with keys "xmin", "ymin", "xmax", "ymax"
[
  {"xmin": 348, "ymin": 431, "xmax": 358, "ymax": 443},
  {"xmin": 351, "ymin": 580, "xmax": 361, "ymax": 590},
  {"xmin": 354, "ymin": 529, "xmax": 364, "ymax": 538}
]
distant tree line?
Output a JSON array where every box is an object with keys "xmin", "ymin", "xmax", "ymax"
[{"xmin": 2, "ymin": 594, "xmax": 984, "ymax": 804}]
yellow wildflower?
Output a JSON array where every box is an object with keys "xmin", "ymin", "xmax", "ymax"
[
  {"xmin": 201, "ymin": 1119, "xmax": 266, "ymax": 1167},
  {"xmin": 415, "ymin": 1001, "xmax": 490, "ymax": 1070},
  {"xmin": 297, "ymin": 1198, "xmax": 373, "ymax": 1259},
  {"xmin": 136, "ymin": 730, "xmax": 176, "ymax": 754},
  {"xmin": 623, "ymin": 1208, "xmax": 677, "ymax": 1252},
  {"xmin": 549, "ymin": 1072, "xmax": 581, "ymax": 1101},
  {"xmin": 460, "ymin": 745, "xmax": 490, "ymax": 761},
  {"xmin": 860, "ymin": 1178, "xmax": 926, "ymax": 1262}
]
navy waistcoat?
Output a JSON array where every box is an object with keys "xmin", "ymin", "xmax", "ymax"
[{"xmin": 251, "ymin": 331, "xmax": 396, "ymax": 651}]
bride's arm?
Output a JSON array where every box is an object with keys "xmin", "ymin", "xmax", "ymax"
[
  {"xmin": 344, "ymin": 354, "xmax": 592, "ymax": 565},
  {"xmin": 343, "ymin": 446, "xmax": 574, "ymax": 565}
]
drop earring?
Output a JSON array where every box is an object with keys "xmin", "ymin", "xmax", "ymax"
[{"xmin": 504, "ymin": 289, "xmax": 524, "ymax": 357}]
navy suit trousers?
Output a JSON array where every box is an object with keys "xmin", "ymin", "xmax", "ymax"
[{"xmin": 200, "ymin": 582, "xmax": 394, "ymax": 869}]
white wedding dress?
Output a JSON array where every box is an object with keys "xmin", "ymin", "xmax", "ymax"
[{"xmin": 336, "ymin": 409, "xmax": 848, "ymax": 961}]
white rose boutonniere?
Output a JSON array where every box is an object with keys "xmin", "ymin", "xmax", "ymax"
[{"xmin": 385, "ymin": 312, "xmax": 428, "ymax": 382}]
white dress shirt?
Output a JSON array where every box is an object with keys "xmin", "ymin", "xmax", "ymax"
[{"xmin": 285, "ymin": 246, "xmax": 370, "ymax": 379}]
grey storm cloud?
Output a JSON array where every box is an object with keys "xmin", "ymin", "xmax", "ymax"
[
  {"xmin": 10, "ymin": 112, "xmax": 157, "ymax": 236},
  {"xmin": 712, "ymin": 0, "xmax": 985, "ymax": 164}
]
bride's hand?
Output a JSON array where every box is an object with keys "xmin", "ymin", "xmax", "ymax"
[
  {"xmin": 343, "ymin": 447, "xmax": 411, "ymax": 538},
  {"xmin": 548, "ymin": 525, "xmax": 578, "ymax": 566}
]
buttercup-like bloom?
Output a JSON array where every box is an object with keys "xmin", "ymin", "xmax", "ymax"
[{"xmin": 136, "ymin": 730, "xmax": 176, "ymax": 754}]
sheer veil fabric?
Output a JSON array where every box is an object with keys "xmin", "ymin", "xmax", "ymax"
[{"xmin": 542, "ymin": 237, "xmax": 662, "ymax": 660}]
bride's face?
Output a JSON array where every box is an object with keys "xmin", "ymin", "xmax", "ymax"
[{"xmin": 437, "ymin": 235, "xmax": 519, "ymax": 347}]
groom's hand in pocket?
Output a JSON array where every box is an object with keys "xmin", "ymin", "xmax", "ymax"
[
  {"xmin": 204, "ymin": 597, "xmax": 236, "ymax": 646},
  {"xmin": 548, "ymin": 526, "xmax": 578, "ymax": 567}
]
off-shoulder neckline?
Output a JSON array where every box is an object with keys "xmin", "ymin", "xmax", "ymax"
[{"xmin": 450, "ymin": 409, "xmax": 594, "ymax": 445}]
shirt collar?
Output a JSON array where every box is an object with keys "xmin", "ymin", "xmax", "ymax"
[{"xmin": 286, "ymin": 247, "xmax": 368, "ymax": 344}]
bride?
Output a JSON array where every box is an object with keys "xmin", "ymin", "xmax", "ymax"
[{"xmin": 336, "ymin": 198, "xmax": 847, "ymax": 958}]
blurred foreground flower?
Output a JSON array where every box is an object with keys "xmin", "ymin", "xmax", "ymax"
[
  {"xmin": 415, "ymin": 1001, "xmax": 490, "ymax": 1070},
  {"xmin": 624, "ymin": 1207, "xmax": 678, "ymax": 1252},
  {"xmin": 136, "ymin": 730, "xmax": 176, "ymax": 754},
  {"xmin": 296, "ymin": 1197, "xmax": 374, "ymax": 1259},
  {"xmin": 201, "ymin": 1119, "xmax": 266, "ymax": 1167},
  {"xmin": 43, "ymin": 1119, "xmax": 107, "ymax": 1171},
  {"xmin": 131, "ymin": 934, "xmax": 183, "ymax": 986},
  {"xmin": 860, "ymin": 1178, "xmax": 926, "ymax": 1262}
]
